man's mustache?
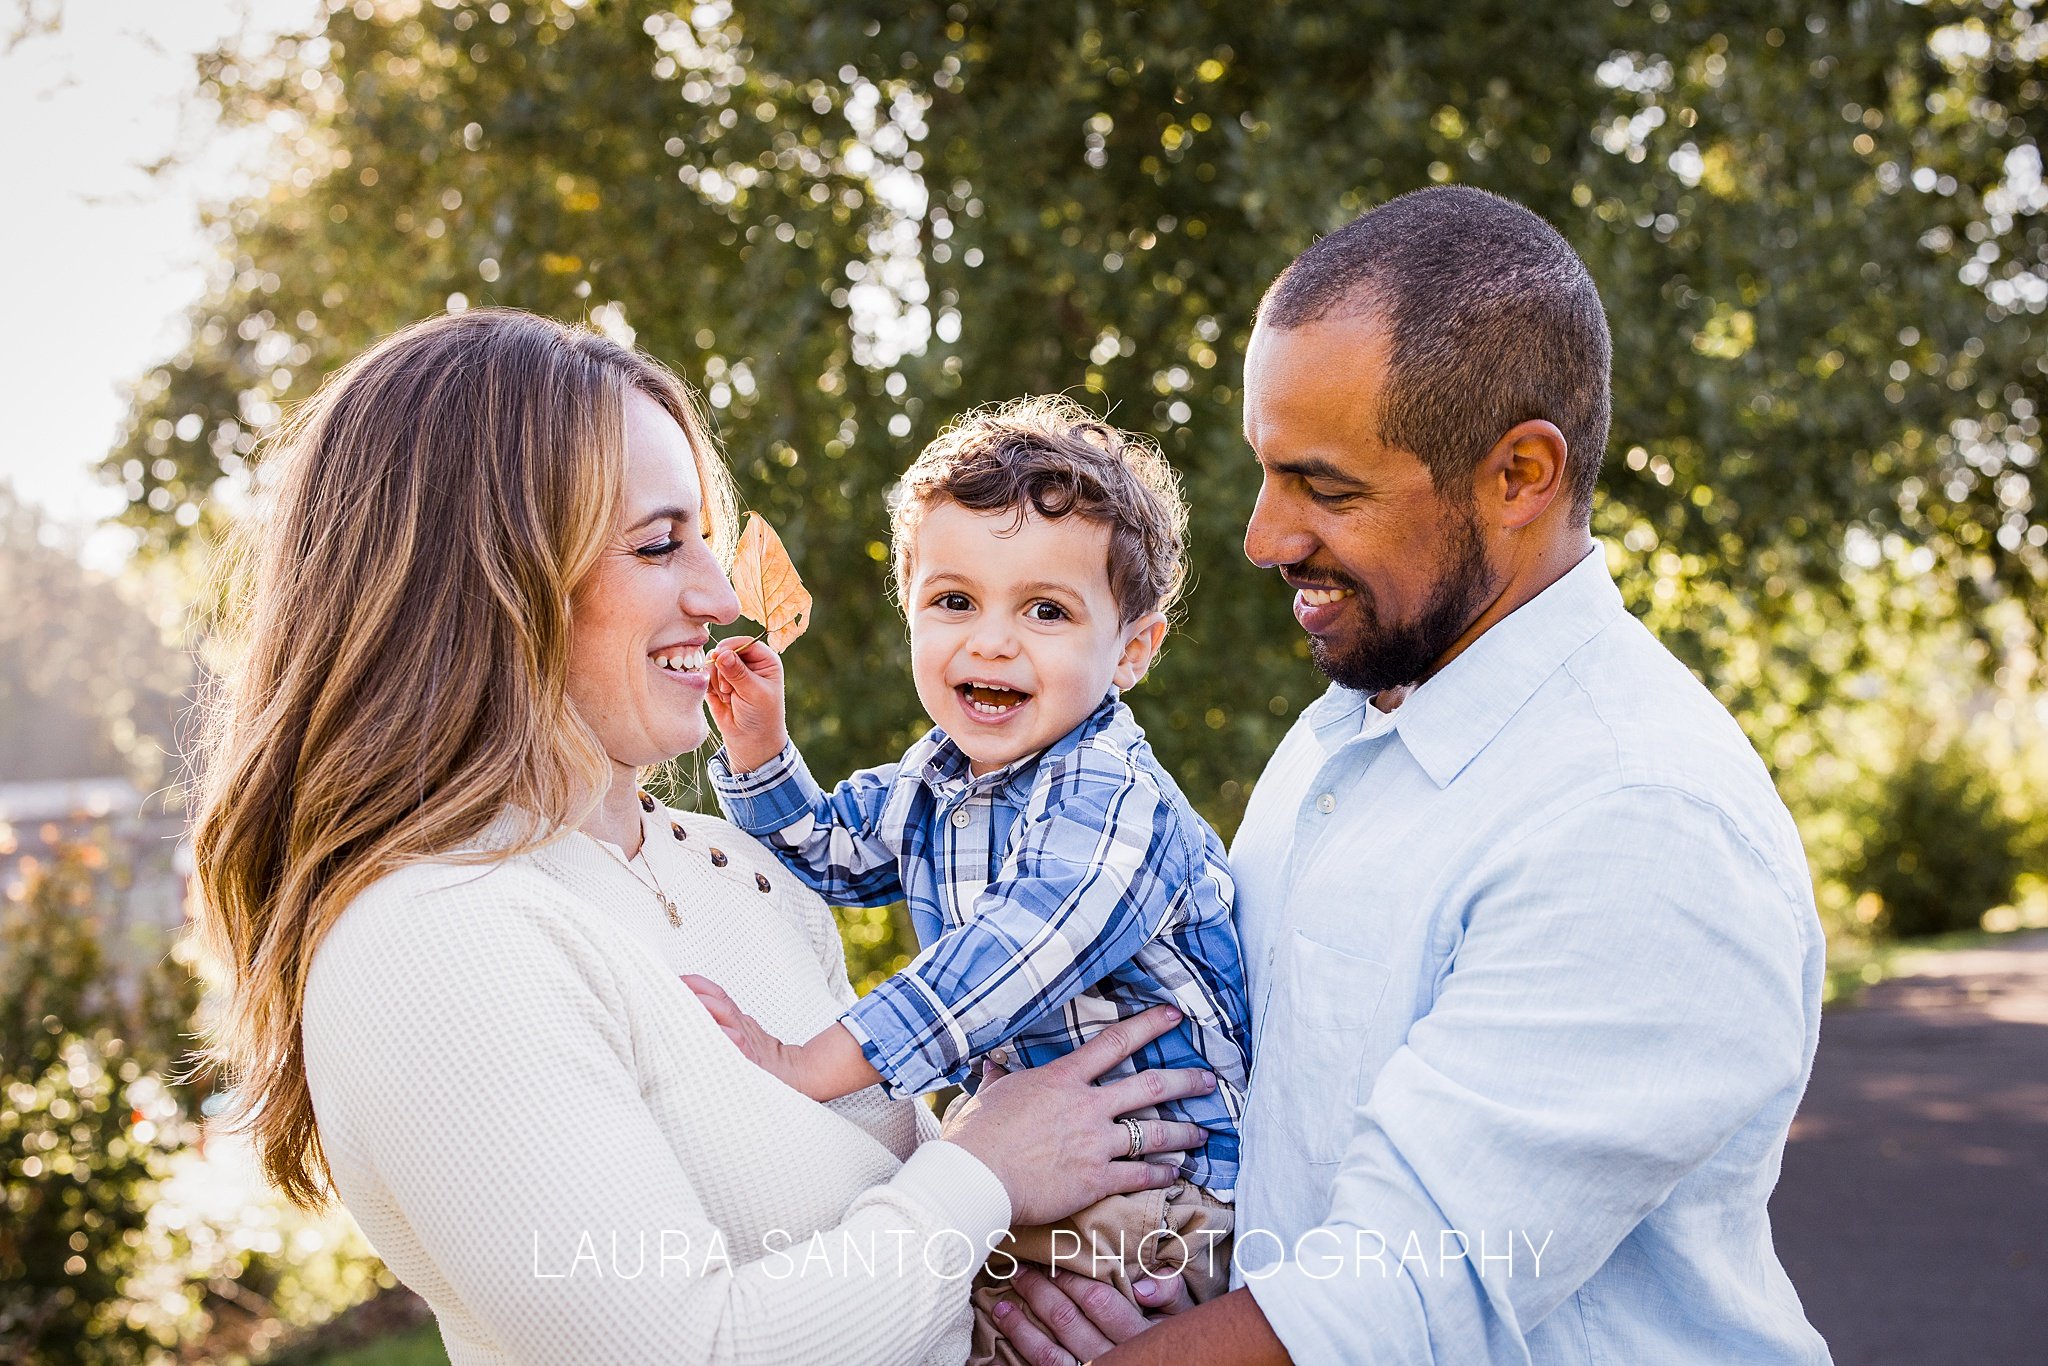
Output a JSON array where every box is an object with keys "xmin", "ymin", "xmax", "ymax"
[{"xmin": 1281, "ymin": 561, "xmax": 1362, "ymax": 594}]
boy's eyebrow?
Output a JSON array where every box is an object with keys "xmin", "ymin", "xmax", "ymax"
[{"xmin": 1015, "ymin": 580, "xmax": 1087, "ymax": 600}]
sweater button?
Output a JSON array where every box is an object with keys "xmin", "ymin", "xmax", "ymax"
[
  {"xmin": 638, "ymin": 790, "xmax": 656, "ymax": 813},
  {"xmin": 709, "ymin": 848, "xmax": 728, "ymax": 867},
  {"xmin": 755, "ymin": 873, "xmax": 772, "ymax": 893},
  {"xmin": 671, "ymin": 822, "xmax": 687, "ymax": 841}
]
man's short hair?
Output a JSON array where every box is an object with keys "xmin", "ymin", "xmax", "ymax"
[
  {"xmin": 1258, "ymin": 185, "xmax": 1612, "ymax": 522},
  {"xmin": 889, "ymin": 394, "xmax": 1189, "ymax": 624}
]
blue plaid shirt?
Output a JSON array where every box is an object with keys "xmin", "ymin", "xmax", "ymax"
[{"xmin": 710, "ymin": 694, "xmax": 1250, "ymax": 1193}]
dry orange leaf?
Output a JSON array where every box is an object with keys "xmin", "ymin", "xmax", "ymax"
[{"xmin": 728, "ymin": 512, "xmax": 812, "ymax": 652}]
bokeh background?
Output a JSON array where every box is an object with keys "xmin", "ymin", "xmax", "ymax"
[{"xmin": 5, "ymin": 0, "xmax": 2046, "ymax": 1361}]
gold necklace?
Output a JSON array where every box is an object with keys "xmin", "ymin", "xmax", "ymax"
[{"xmin": 595, "ymin": 831, "xmax": 682, "ymax": 928}]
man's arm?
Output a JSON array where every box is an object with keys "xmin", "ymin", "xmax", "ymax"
[
  {"xmin": 1243, "ymin": 785, "xmax": 1813, "ymax": 1362},
  {"xmin": 1008, "ymin": 784, "xmax": 1814, "ymax": 1366}
]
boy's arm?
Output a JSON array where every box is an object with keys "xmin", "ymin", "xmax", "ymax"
[
  {"xmin": 843, "ymin": 754, "xmax": 1194, "ymax": 1099},
  {"xmin": 706, "ymin": 639, "xmax": 906, "ymax": 907},
  {"xmin": 684, "ymin": 975, "xmax": 883, "ymax": 1100}
]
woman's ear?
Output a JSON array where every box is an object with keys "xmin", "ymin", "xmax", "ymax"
[{"xmin": 1114, "ymin": 611, "xmax": 1170, "ymax": 690}]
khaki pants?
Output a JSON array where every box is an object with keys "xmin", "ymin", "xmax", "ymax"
[{"xmin": 966, "ymin": 1181, "xmax": 1234, "ymax": 1366}]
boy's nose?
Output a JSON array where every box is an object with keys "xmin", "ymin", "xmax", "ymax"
[{"xmin": 966, "ymin": 624, "xmax": 1019, "ymax": 659}]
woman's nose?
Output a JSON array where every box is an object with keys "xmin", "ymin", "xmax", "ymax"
[{"xmin": 683, "ymin": 544, "xmax": 741, "ymax": 625}]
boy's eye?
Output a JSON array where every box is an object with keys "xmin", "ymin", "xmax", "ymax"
[
  {"xmin": 1028, "ymin": 601, "xmax": 1069, "ymax": 622},
  {"xmin": 934, "ymin": 592, "xmax": 973, "ymax": 612}
]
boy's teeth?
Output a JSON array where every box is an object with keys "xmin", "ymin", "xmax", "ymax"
[
  {"xmin": 962, "ymin": 683, "xmax": 1025, "ymax": 713},
  {"xmin": 1300, "ymin": 587, "xmax": 1355, "ymax": 607}
]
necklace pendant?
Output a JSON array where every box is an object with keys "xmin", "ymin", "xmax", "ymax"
[{"xmin": 661, "ymin": 894, "xmax": 681, "ymax": 927}]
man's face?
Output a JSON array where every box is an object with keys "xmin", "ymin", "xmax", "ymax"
[{"xmin": 1242, "ymin": 313, "xmax": 1502, "ymax": 696}]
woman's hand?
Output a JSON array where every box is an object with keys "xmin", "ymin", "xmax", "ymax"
[
  {"xmin": 705, "ymin": 636, "xmax": 789, "ymax": 773},
  {"xmin": 940, "ymin": 1004, "xmax": 1215, "ymax": 1227}
]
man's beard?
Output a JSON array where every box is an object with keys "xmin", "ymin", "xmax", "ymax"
[{"xmin": 1306, "ymin": 508, "xmax": 1500, "ymax": 696}]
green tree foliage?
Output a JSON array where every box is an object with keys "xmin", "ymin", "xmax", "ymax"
[
  {"xmin": 0, "ymin": 835, "xmax": 202, "ymax": 1364},
  {"xmin": 106, "ymin": 0, "xmax": 2047, "ymax": 836},
  {"xmin": 1852, "ymin": 736, "xmax": 2027, "ymax": 937}
]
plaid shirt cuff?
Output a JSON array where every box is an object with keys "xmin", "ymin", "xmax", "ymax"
[
  {"xmin": 840, "ymin": 974, "xmax": 969, "ymax": 1100},
  {"xmin": 708, "ymin": 741, "xmax": 817, "ymax": 835}
]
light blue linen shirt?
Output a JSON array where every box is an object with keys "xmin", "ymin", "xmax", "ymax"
[{"xmin": 1228, "ymin": 547, "xmax": 1830, "ymax": 1364}]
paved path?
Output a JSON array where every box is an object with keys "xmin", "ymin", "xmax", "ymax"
[{"xmin": 1770, "ymin": 932, "xmax": 2048, "ymax": 1364}]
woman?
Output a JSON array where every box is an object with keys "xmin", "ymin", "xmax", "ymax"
[{"xmin": 192, "ymin": 309, "xmax": 1211, "ymax": 1365}]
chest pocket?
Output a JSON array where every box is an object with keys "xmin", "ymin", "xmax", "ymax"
[{"xmin": 1254, "ymin": 929, "xmax": 1392, "ymax": 1165}]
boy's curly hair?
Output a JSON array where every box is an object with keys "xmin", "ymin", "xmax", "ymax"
[{"xmin": 888, "ymin": 395, "xmax": 1190, "ymax": 625}]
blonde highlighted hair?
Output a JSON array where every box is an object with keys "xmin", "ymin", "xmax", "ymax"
[{"xmin": 192, "ymin": 308, "xmax": 735, "ymax": 1206}]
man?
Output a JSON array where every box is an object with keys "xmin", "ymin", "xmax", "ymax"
[{"xmin": 994, "ymin": 186, "xmax": 1831, "ymax": 1363}]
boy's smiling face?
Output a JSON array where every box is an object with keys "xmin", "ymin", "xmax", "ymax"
[{"xmin": 905, "ymin": 500, "xmax": 1166, "ymax": 775}]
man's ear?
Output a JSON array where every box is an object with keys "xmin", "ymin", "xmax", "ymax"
[
  {"xmin": 1473, "ymin": 419, "xmax": 1569, "ymax": 531},
  {"xmin": 1114, "ymin": 611, "xmax": 1170, "ymax": 690}
]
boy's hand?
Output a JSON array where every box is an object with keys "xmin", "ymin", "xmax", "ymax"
[
  {"xmin": 683, "ymin": 977, "xmax": 883, "ymax": 1103},
  {"xmin": 683, "ymin": 974, "xmax": 803, "ymax": 1084},
  {"xmin": 705, "ymin": 636, "xmax": 789, "ymax": 773}
]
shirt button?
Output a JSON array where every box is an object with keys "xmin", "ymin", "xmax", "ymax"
[
  {"xmin": 1315, "ymin": 792, "xmax": 1337, "ymax": 814},
  {"xmin": 951, "ymin": 809, "xmax": 971, "ymax": 828},
  {"xmin": 988, "ymin": 1047, "xmax": 1011, "ymax": 1067}
]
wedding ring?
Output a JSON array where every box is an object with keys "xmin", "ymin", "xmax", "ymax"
[{"xmin": 1121, "ymin": 1116, "xmax": 1145, "ymax": 1160}]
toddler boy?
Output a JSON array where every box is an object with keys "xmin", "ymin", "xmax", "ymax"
[{"xmin": 700, "ymin": 396, "xmax": 1248, "ymax": 1357}]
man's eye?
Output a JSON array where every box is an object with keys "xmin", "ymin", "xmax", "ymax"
[
  {"xmin": 1029, "ymin": 601, "xmax": 1069, "ymax": 622},
  {"xmin": 1306, "ymin": 486, "xmax": 1356, "ymax": 506}
]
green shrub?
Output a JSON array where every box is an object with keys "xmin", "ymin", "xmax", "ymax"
[
  {"xmin": 1852, "ymin": 742, "xmax": 2028, "ymax": 940},
  {"xmin": 0, "ymin": 836, "xmax": 201, "ymax": 1364}
]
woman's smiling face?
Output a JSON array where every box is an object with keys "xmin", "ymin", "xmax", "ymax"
[
  {"xmin": 565, "ymin": 390, "xmax": 739, "ymax": 778},
  {"xmin": 905, "ymin": 499, "xmax": 1164, "ymax": 775}
]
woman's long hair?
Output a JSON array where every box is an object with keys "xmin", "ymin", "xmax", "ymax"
[{"xmin": 192, "ymin": 309, "xmax": 736, "ymax": 1206}]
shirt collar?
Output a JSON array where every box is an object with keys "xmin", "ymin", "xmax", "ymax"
[
  {"xmin": 1304, "ymin": 545, "xmax": 1622, "ymax": 787},
  {"xmin": 1392, "ymin": 545, "xmax": 1623, "ymax": 788},
  {"xmin": 916, "ymin": 690, "xmax": 1125, "ymax": 799}
]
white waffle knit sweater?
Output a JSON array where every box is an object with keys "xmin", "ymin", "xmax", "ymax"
[{"xmin": 302, "ymin": 802, "xmax": 1011, "ymax": 1366}]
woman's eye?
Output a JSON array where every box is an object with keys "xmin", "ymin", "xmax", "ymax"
[
  {"xmin": 1029, "ymin": 601, "xmax": 1069, "ymax": 622},
  {"xmin": 635, "ymin": 538, "xmax": 684, "ymax": 560}
]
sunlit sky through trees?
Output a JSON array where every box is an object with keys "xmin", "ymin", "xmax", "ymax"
[{"xmin": 0, "ymin": 0, "xmax": 309, "ymax": 566}]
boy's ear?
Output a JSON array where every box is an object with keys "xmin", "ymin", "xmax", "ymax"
[{"xmin": 1114, "ymin": 611, "xmax": 1170, "ymax": 690}]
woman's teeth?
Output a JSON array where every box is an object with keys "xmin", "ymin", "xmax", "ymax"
[
  {"xmin": 1299, "ymin": 587, "xmax": 1355, "ymax": 607},
  {"xmin": 654, "ymin": 647, "xmax": 707, "ymax": 673}
]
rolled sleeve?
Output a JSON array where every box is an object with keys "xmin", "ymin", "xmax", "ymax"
[
  {"xmin": 1257, "ymin": 786, "xmax": 1812, "ymax": 1361},
  {"xmin": 710, "ymin": 743, "xmax": 907, "ymax": 907},
  {"xmin": 709, "ymin": 741, "xmax": 818, "ymax": 834}
]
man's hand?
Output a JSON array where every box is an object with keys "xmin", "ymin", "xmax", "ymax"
[
  {"xmin": 705, "ymin": 636, "xmax": 788, "ymax": 773},
  {"xmin": 998, "ymin": 1276, "xmax": 1292, "ymax": 1366},
  {"xmin": 991, "ymin": 1263, "xmax": 1192, "ymax": 1365}
]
